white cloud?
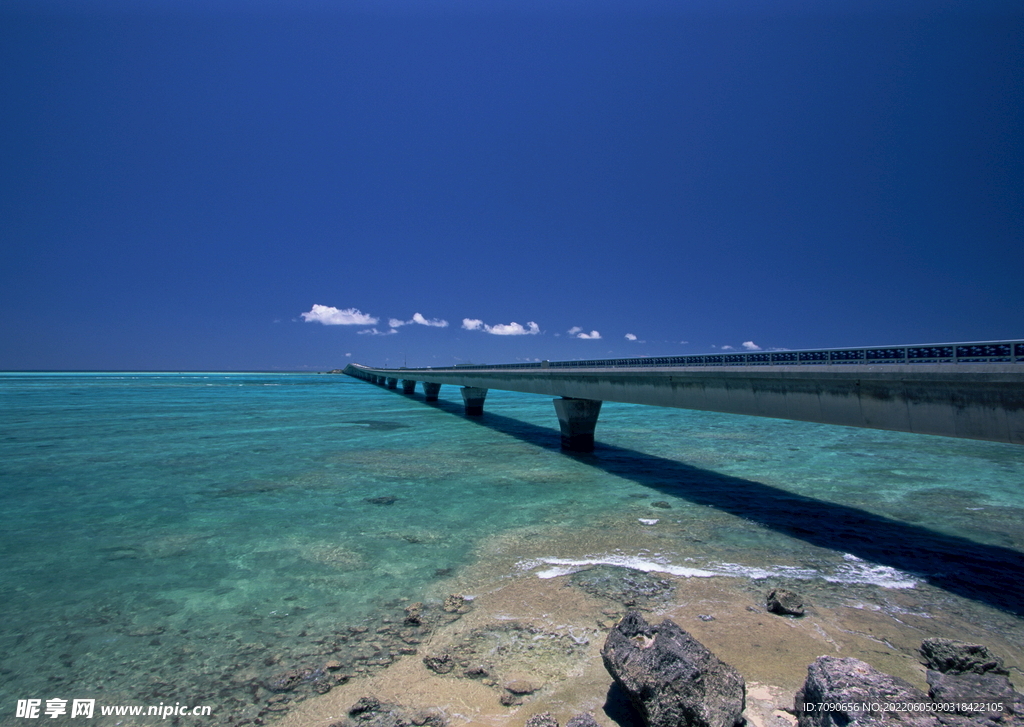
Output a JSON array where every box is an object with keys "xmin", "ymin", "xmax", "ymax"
[
  {"xmin": 357, "ymin": 328, "xmax": 398, "ymax": 336},
  {"xmin": 463, "ymin": 318, "xmax": 540, "ymax": 335},
  {"xmin": 568, "ymin": 326, "xmax": 600, "ymax": 340},
  {"xmin": 625, "ymin": 333, "xmax": 638, "ymax": 341},
  {"xmin": 345, "ymin": 353, "xmax": 352, "ymax": 357},
  {"xmin": 720, "ymin": 345, "xmax": 735, "ymax": 350},
  {"xmin": 488, "ymin": 321, "xmax": 540, "ymax": 336},
  {"xmin": 742, "ymin": 341, "xmax": 761, "ymax": 351},
  {"xmin": 301, "ymin": 304, "xmax": 378, "ymax": 326},
  {"xmin": 412, "ymin": 312, "xmax": 448, "ymax": 328},
  {"xmin": 390, "ymin": 312, "xmax": 449, "ymax": 328}
]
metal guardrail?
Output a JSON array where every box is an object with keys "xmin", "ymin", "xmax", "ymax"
[{"xmin": 395, "ymin": 340, "xmax": 1024, "ymax": 372}]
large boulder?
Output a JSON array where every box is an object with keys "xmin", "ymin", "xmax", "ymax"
[
  {"xmin": 920, "ymin": 639, "xmax": 1008, "ymax": 676},
  {"xmin": 796, "ymin": 656, "xmax": 933, "ymax": 727},
  {"xmin": 601, "ymin": 610, "xmax": 745, "ymax": 727},
  {"xmin": 923, "ymin": 639, "xmax": 1020, "ymax": 727}
]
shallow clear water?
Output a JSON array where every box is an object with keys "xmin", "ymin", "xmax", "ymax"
[{"xmin": 1, "ymin": 372, "xmax": 1022, "ymax": 724}]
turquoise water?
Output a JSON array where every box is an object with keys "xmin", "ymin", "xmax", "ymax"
[{"xmin": 1, "ymin": 372, "xmax": 1022, "ymax": 724}]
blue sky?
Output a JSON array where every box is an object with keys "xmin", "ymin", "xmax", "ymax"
[{"xmin": 2, "ymin": 0, "xmax": 1021, "ymax": 370}]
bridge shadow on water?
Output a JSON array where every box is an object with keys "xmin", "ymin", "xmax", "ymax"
[{"xmin": 419, "ymin": 396, "xmax": 1024, "ymax": 618}]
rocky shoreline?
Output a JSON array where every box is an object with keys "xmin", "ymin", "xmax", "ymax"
[{"xmin": 265, "ymin": 566, "xmax": 1023, "ymax": 727}]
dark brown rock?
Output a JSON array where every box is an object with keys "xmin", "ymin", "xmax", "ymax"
[
  {"xmin": 443, "ymin": 594, "xmax": 466, "ymax": 613},
  {"xmin": 766, "ymin": 588, "xmax": 805, "ymax": 617},
  {"xmin": 566, "ymin": 715, "xmax": 600, "ymax": 727},
  {"xmin": 601, "ymin": 610, "xmax": 745, "ymax": 727},
  {"xmin": 796, "ymin": 656, "xmax": 932, "ymax": 727},
  {"xmin": 423, "ymin": 653, "xmax": 454, "ymax": 674},
  {"xmin": 921, "ymin": 639, "xmax": 1009, "ymax": 676},
  {"xmin": 525, "ymin": 713, "xmax": 559, "ymax": 727},
  {"xmin": 505, "ymin": 679, "xmax": 539, "ymax": 695}
]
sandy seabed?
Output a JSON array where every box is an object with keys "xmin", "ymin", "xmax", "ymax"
[{"xmin": 274, "ymin": 524, "xmax": 1024, "ymax": 727}]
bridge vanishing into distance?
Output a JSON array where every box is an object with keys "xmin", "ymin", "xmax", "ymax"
[{"xmin": 344, "ymin": 340, "xmax": 1024, "ymax": 451}]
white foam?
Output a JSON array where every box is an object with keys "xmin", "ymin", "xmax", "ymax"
[
  {"xmin": 825, "ymin": 554, "xmax": 918, "ymax": 589},
  {"xmin": 519, "ymin": 552, "xmax": 919, "ymax": 588},
  {"xmin": 521, "ymin": 555, "xmax": 717, "ymax": 579},
  {"xmin": 638, "ymin": 518, "xmax": 659, "ymax": 525}
]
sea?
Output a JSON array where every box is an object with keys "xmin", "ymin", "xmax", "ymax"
[{"xmin": 1, "ymin": 372, "xmax": 1022, "ymax": 725}]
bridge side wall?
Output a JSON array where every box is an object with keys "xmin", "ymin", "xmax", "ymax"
[{"xmin": 344, "ymin": 365, "xmax": 1024, "ymax": 445}]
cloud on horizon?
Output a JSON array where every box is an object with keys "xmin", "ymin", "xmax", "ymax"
[
  {"xmin": 357, "ymin": 327, "xmax": 398, "ymax": 336},
  {"xmin": 301, "ymin": 304, "xmax": 378, "ymax": 326},
  {"xmin": 390, "ymin": 313, "xmax": 450, "ymax": 328},
  {"xmin": 462, "ymin": 318, "xmax": 540, "ymax": 335},
  {"xmin": 742, "ymin": 341, "xmax": 762, "ymax": 351},
  {"xmin": 568, "ymin": 326, "xmax": 601, "ymax": 340}
]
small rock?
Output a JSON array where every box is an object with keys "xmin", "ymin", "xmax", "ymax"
[
  {"xmin": 463, "ymin": 665, "xmax": 490, "ymax": 679},
  {"xmin": 404, "ymin": 603, "xmax": 424, "ymax": 626},
  {"xmin": 566, "ymin": 716, "xmax": 600, "ymax": 727},
  {"xmin": 699, "ymin": 614, "xmax": 716, "ymax": 622},
  {"xmin": 325, "ymin": 660, "xmax": 342, "ymax": 670},
  {"xmin": 766, "ymin": 588, "xmax": 805, "ymax": 617},
  {"xmin": 349, "ymin": 696, "xmax": 381, "ymax": 715},
  {"xmin": 410, "ymin": 708, "xmax": 447, "ymax": 726},
  {"xmin": 525, "ymin": 713, "xmax": 559, "ymax": 727},
  {"xmin": 365, "ymin": 496, "xmax": 398, "ymax": 505},
  {"xmin": 423, "ymin": 654, "xmax": 454, "ymax": 674},
  {"xmin": 652, "ymin": 501, "xmax": 672, "ymax": 509},
  {"xmin": 505, "ymin": 679, "xmax": 540, "ymax": 695},
  {"xmin": 500, "ymin": 693, "xmax": 524, "ymax": 706},
  {"xmin": 443, "ymin": 594, "xmax": 466, "ymax": 613}
]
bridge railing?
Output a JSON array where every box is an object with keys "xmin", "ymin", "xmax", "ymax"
[{"xmin": 403, "ymin": 340, "xmax": 1024, "ymax": 372}]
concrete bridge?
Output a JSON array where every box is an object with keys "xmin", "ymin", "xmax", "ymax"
[{"xmin": 344, "ymin": 340, "xmax": 1024, "ymax": 451}]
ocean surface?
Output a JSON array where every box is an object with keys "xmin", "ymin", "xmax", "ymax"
[{"xmin": 1, "ymin": 372, "xmax": 1022, "ymax": 725}]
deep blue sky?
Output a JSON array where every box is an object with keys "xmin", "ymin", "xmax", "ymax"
[{"xmin": 2, "ymin": 0, "xmax": 1021, "ymax": 370}]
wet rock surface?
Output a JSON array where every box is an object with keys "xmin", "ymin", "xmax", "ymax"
[
  {"xmin": 327, "ymin": 696, "xmax": 447, "ymax": 727},
  {"xmin": 567, "ymin": 565, "xmax": 675, "ymax": 607},
  {"xmin": 921, "ymin": 638, "xmax": 1009, "ymax": 676},
  {"xmin": 601, "ymin": 610, "xmax": 745, "ymax": 727},
  {"xmin": 228, "ymin": 595, "xmax": 467, "ymax": 724}
]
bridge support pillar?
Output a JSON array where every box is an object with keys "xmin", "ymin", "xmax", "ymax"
[
  {"xmin": 553, "ymin": 397, "xmax": 602, "ymax": 452},
  {"xmin": 386, "ymin": 377, "xmax": 398, "ymax": 389},
  {"xmin": 422, "ymin": 382, "xmax": 441, "ymax": 402},
  {"xmin": 401, "ymin": 380, "xmax": 416, "ymax": 394},
  {"xmin": 460, "ymin": 387, "xmax": 488, "ymax": 415}
]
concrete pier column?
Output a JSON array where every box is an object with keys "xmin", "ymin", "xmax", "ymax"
[
  {"xmin": 553, "ymin": 397, "xmax": 603, "ymax": 452},
  {"xmin": 401, "ymin": 380, "xmax": 416, "ymax": 394},
  {"xmin": 460, "ymin": 387, "xmax": 488, "ymax": 416},
  {"xmin": 422, "ymin": 382, "xmax": 441, "ymax": 402},
  {"xmin": 386, "ymin": 377, "xmax": 398, "ymax": 389}
]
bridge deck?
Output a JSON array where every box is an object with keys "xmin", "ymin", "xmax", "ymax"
[{"xmin": 345, "ymin": 360, "xmax": 1024, "ymax": 445}]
